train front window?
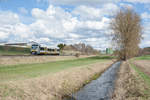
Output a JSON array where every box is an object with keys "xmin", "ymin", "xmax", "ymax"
[{"xmin": 32, "ymin": 45, "xmax": 38, "ymax": 50}]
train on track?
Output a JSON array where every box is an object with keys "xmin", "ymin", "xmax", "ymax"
[{"xmin": 31, "ymin": 44, "xmax": 60, "ymax": 55}]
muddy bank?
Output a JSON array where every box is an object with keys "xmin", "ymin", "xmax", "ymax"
[{"xmin": 0, "ymin": 61, "xmax": 113, "ymax": 100}]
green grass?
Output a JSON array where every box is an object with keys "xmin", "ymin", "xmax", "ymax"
[
  {"xmin": 0, "ymin": 56, "xmax": 113, "ymax": 81},
  {"xmin": 135, "ymin": 55, "xmax": 150, "ymax": 60},
  {"xmin": 0, "ymin": 45, "xmax": 30, "ymax": 55}
]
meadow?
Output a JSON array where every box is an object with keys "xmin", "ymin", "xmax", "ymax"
[
  {"xmin": 0, "ymin": 56, "xmax": 113, "ymax": 100},
  {"xmin": 135, "ymin": 55, "xmax": 150, "ymax": 60},
  {"xmin": 0, "ymin": 56, "xmax": 113, "ymax": 82}
]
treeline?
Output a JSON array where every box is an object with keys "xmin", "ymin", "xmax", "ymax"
[
  {"xmin": 139, "ymin": 47, "xmax": 150, "ymax": 56},
  {"xmin": 0, "ymin": 45, "xmax": 30, "ymax": 53},
  {"xmin": 58, "ymin": 43, "xmax": 100, "ymax": 55},
  {"xmin": 0, "ymin": 45, "xmax": 30, "ymax": 55}
]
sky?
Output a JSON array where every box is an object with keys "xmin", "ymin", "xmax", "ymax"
[{"xmin": 0, "ymin": 0, "xmax": 150, "ymax": 50}]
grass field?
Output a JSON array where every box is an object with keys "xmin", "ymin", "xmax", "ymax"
[
  {"xmin": 135, "ymin": 55, "xmax": 150, "ymax": 60},
  {"xmin": 0, "ymin": 57, "xmax": 113, "ymax": 100},
  {"xmin": 0, "ymin": 45, "xmax": 30, "ymax": 55},
  {"xmin": 128, "ymin": 55, "xmax": 150, "ymax": 99},
  {"xmin": 0, "ymin": 56, "xmax": 113, "ymax": 82}
]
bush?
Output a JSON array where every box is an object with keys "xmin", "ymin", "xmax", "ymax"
[{"xmin": 75, "ymin": 53, "xmax": 80, "ymax": 58}]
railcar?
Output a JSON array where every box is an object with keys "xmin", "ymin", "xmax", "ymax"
[{"xmin": 31, "ymin": 44, "xmax": 60, "ymax": 55}]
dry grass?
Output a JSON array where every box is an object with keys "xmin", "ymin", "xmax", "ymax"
[
  {"xmin": 0, "ymin": 55, "xmax": 93, "ymax": 66},
  {"xmin": 112, "ymin": 61, "xmax": 150, "ymax": 100},
  {"xmin": 0, "ymin": 61, "xmax": 113, "ymax": 100}
]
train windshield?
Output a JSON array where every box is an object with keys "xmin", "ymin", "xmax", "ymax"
[{"xmin": 32, "ymin": 45, "xmax": 38, "ymax": 50}]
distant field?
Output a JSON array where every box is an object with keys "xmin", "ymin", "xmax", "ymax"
[
  {"xmin": 0, "ymin": 55, "xmax": 93, "ymax": 65},
  {"xmin": 0, "ymin": 45, "xmax": 30, "ymax": 55},
  {"xmin": 135, "ymin": 55, "xmax": 150, "ymax": 60},
  {"xmin": 0, "ymin": 56, "xmax": 113, "ymax": 82}
]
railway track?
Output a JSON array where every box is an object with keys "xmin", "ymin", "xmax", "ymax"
[{"xmin": 0, "ymin": 54, "xmax": 60, "ymax": 57}]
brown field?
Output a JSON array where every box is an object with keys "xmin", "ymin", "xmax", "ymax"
[
  {"xmin": 112, "ymin": 61, "xmax": 150, "ymax": 100},
  {"xmin": 133, "ymin": 60, "xmax": 150, "ymax": 76},
  {"xmin": 0, "ymin": 55, "xmax": 93, "ymax": 66},
  {"xmin": 0, "ymin": 61, "xmax": 113, "ymax": 100}
]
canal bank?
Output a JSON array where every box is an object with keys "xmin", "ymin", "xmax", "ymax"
[
  {"xmin": 0, "ymin": 61, "xmax": 113, "ymax": 100},
  {"xmin": 64, "ymin": 61, "xmax": 121, "ymax": 100}
]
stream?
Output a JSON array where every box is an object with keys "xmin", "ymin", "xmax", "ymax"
[{"xmin": 64, "ymin": 61, "xmax": 121, "ymax": 100}]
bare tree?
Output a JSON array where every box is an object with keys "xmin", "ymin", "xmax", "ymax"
[
  {"xmin": 63, "ymin": 43, "xmax": 99, "ymax": 55},
  {"xmin": 110, "ymin": 8, "xmax": 142, "ymax": 60}
]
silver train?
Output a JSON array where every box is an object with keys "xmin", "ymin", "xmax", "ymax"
[{"xmin": 31, "ymin": 44, "xmax": 60, "ymax": 55}]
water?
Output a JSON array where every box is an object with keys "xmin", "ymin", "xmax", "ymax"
[{"xmin": 64, "ymin": 61, "xmax": 121, "ymax": 100}]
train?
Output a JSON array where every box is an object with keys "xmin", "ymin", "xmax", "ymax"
[{"xmin": 31, "ymin": 44, "xmax": 60, "ymax": 55}]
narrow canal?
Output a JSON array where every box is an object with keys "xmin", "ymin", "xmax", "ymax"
[{"xmin": 65, "ymin": 61, "xmax": 121, "ymax": 100}]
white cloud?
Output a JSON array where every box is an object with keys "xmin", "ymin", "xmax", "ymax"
[
  {"xmin": 30, "ymin": 5, "xmax": 75, "ymax": 39},
  {"xmin": 77, "ymin": 17, "xmax": 110, "ymax": 30},
  {"xmin": 124, "ymin": 0, "xmax": 150, "ymax": 3},
  {"xmin": 38, "ymin": 0, "xmax": 120, "ymax": 6},
  {"xmin": 72, "ymin": 5, "xmax": 102, "ymax": 20},
  {"xmin": 0, "ymin": 11, "xmax": 20, "ymax": 25},
  {"xmin": 68, "ymin": 33, "xmax": 81, "ymax": 38},
  {"xmin": 18, "ymin": 7, "xmax": 28, "ymax": 14},
  {"xmin": 0, "ymin": 11, "xmax": 35, "ymax": 43},
  {"xmin": 142, "ymin": 12, "xmax": 150, "ymax": 19},
  {"xmin": 72, "ymin": 4, "xmax": 118, "ymax": 20},
  {"xmin": 13, "ymin": 23, "xmax": 33, "ymax": 39},
  {"xmin": 0, "ymin": 31, "xmax": 9, "ymax": 40},
  {"xmin": 0, "ymin": 4, "xmax": 118, "ymax": 50},
  {"xmin": 39, "ymin": 37, "xmax": 51, "ymax": 42},
  {"xmin": 0, "ymin": 11, "xmax": 19, "ymax": 41},
  {"xmin": 119, "ymin": 3, "xmax": 133, "ymax": 9}
]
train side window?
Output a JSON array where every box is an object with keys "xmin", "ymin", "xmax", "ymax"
[{"xmin": 40, "ymin": 47, "xmax": 44, "ymax": 50}]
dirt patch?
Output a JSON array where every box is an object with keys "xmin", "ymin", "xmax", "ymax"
[
  {"xmin": 0, "ymin": 55, "xmax": 92, "ymax": 66},
  {"xmin": 133, "ymin": 60, "xmax": 150, "ymax": 76},
  {"xmin": 0, "ymin": 61, "xmax": 113, "ymax": 100},
  {"xmin": 112, "ymin": 61, "xmax": 150, "ymax": 100}
]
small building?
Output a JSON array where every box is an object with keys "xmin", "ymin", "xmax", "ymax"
[{"xmin": 106, "ymin": 48, "xmax": 113, "ymax": 54}]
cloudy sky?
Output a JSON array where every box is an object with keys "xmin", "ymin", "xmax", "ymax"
[{"xmin": 0, "ymin": 0, "xmax": 150, "ymax": 50}]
